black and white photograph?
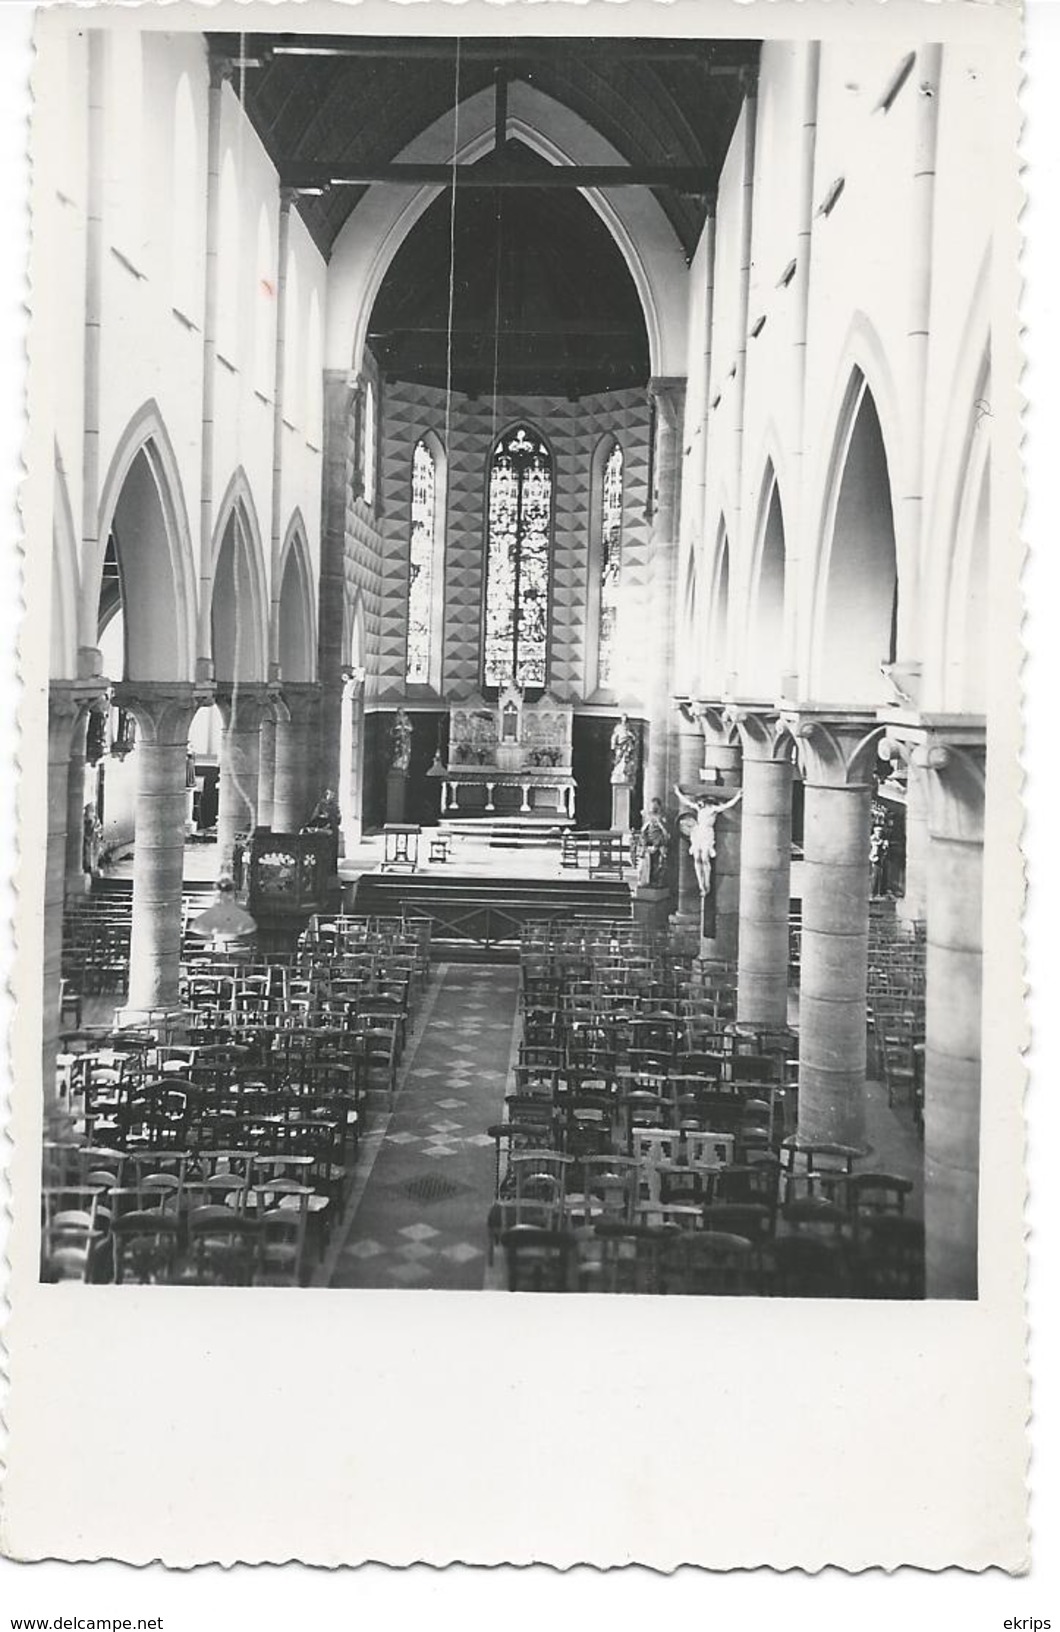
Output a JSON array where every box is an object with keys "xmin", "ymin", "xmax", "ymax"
[{"xmin": 2, "ymin": 0, "xmax": 1030, "ymax": 1574}]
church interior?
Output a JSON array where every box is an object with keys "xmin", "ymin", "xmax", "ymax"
[{"xmin": 31, "ymin": 21, "xmax": 1001, "ymax": 1299}]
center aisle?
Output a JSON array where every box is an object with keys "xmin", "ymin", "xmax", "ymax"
[{"xmin": 320, "ymin": 962, "xmax": 520, "ymax": 1291}]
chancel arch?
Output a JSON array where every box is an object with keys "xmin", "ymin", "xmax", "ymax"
[{"xmin": 326, "ymin": 80, "xmax": 689, "ymax": 381}]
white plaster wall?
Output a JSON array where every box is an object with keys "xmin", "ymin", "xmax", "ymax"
[
  {"xmin": 30, "ymin": 19, "xmax": 326, "ymax": 682},
  {"xmin": 691, "ymin": 38, "xmax": 1003, "ymax": 715}
]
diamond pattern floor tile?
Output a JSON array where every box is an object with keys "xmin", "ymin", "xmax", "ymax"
[{"xmin": 326, "ymin": 963, "xmax": 520, "ymax": 1292}]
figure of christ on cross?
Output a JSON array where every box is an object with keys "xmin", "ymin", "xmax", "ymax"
[{"xmin": 673, "ymin": 784, "xmax": 744, "ymax": 897}]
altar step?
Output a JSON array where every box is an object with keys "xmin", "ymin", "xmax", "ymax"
[
  {"xmin": 438, "ymin": 815, "xmax": 573, "ymax": 849},
  {"xmin": 348, "ymin": 871, "xmax": 632, "ymax": 962}
]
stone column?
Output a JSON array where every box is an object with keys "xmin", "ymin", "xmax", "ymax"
[
  {"xmin": 672, "ymin": 704, "xmax": 704, "ymax": 930},
  {"xmin": 787, "ymin": 711, "xmax": 882, "ymax": 1147},
  {"xmin": 115, "ymin": 681, "xmax": 213, "ymax": 1017},
  {"xmin": 64, "ymin": 709, "xmax": 91, "ymax": 900},
  {"xmin": 916, "ymin": 733, "xmax": 986, "ymax": 1299},
  {"xmin": 644, "ymin": 378, "xmax": 686, "ymax": 808},
  {"xmin": 215, "ymin": 683, "xmax": 268, "ymax": 869},
  {"xmin": 273, "ymin": 681, "xmax": 321, "ymax": 832},
  {"xmin": 45, "ymin": 683, "xmax": 103, "ymax": 1097},
  {"xmin": 318, "ymin": 372, "xmax": 356, "ymax": 797},
  {"xmin": 695, "ymin": 703, "xmax": 742, "ymax": 963},
  {"xmin": 898, "ymin": 753, "xmax": 930, "ymax": 927},
  {"xmin": 732, "ymin": 709, "xmax": 795, "ymax": 1028},
  {"xmin": 257, "ymin": 698, "xmax": 278, "ymax": 831}
]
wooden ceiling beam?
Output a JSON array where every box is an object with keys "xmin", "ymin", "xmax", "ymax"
[
  {"xmin": 283, "ymin": 161, "xmax": 715, "ymax": 194},
  {"xmin": 223, "ymin": 35, "xmax": 758, "ymax": 67}
]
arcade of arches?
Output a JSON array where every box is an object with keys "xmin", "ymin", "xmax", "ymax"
[{"xmin": 34, "ymin": 22, "xmax": 1007, "ymax": 1299}]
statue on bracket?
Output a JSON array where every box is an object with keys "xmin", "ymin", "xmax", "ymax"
[
  {"xmin": 637, "ymin": 796, "xmax": 671, "ymax": 888},
  {"xmin": 610, "ymin": 713, "xmax": 639, "ymax": 785}
]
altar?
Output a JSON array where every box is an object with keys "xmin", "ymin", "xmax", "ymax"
[{"xmin": 434, "ymin": 685, "xmax": 576, "ymax": 820}]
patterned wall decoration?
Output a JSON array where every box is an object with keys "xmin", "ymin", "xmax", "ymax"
[{"xmin": 365, "ymin": 379, "xmax": 653, "ymax": 709}]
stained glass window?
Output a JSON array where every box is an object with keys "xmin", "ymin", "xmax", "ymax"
[
  {"xmin": 598, "ymin": 443, "xmax": 623, "ymax": 687},
  {"xmin": 484, "ymin": 426, "xmax": 553, "ymax": 689},
  {"xmin": 406, "ymin": 439, "xmax": 436, "ymax": 684},
  {"xmin": 362, "ymin": 380, "xmax": 376, "ymax": 507}
]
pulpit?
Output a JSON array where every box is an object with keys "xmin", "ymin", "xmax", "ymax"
[
  {"xmin": 247, "ymin": 830, "xmax": 337, "ymax": 917},
  {"xmin": 439, "ymin": 685, "xmax": 576, "ymax": 820}
]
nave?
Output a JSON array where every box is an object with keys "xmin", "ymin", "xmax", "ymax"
[
  {"xmin": 43, "ymin": 876, "xmax": 925, "ymax": 1297},
  {"xmin": 30, "ymin": 22, "xmax": 1009, "ymax": 1304}
]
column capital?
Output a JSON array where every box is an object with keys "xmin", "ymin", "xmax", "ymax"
[
  {"xmin": 48, "ymin": 676, "xmax": 110, "ymax": 732},
  {"xmin": 875, "ymin": 716, "xmax": 987, "ymax": 842},
  {"xmin": 215, "ymin": 681, "xmax": 271, "ymax": 730},
  {"xmin": 779, "ymin": 707, "xmax": 883, "ymax": 789},
  {"xmin": 725, "ymin": 705, "xmax": 799, "ymax": 764},
  {"xmin": 693, "ymin": 700, "xmax": 740, "ymax": 749},
  {"xmin": 112, "ymin": 680, "xmax": 215, "ymax": 746},
  {"xmin": 914, "ymin": 727, "xmax": 986, "ymax": 845},
  {"xmin": 275, "ymin": 680, "xmax": 321, "ymax": 727},
  {"xmin": 208, "ymin": 53, "xmax": 235, "ymax": 91},
  {"xmin": 648, "ymin": 376, "xmax": 687, "ymax": 425}
]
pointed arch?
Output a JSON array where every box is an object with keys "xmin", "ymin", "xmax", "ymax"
[
  {"xmin": 585, "ymin": 431, "xmax": 625, "ymax": 697},
  {"xmin": 276, "ymin": 512, "xmax": 317, "ymax": 683},
  {"xmin": 743, "ymin": 461, "xmax": 786, "ymax": 700},
  {"xmin": 90, "ymin": 400, "xmax": 196, "ymax": 680},
  {"xmin": 923, "ymin": 252, "xmax": 993, "ymax": 713},
  {"xmin": 405, "ymin": 428, "xmax": 447, "ymax": 690},
  {"xmin": 809, "ymin": 369, "xmax": 898, "ymax": 706},
  {"xmin": 675, "ymin": 545, "xmax": 699, "ymax": 698},
  {"xmin": 210, "ymin": 470, "xmax": 269, "ymax": 684},
  {"xmin": 51, "ymin": 446, "xmax": 80, "ymax": 679},
  {"xmin": 482, "ymin": 422, "xmax": 555, "ymax": 690},
  {"xmin": 705, "ymin": 519, "xmax": 731, "ymax": 696},
  {"xmin": 326, "ymin": 81, "xmax": 688, "ymax": 379},
  {"xmin": 940, "ymin": 359, "xmax": 991, "ymax": 714}
]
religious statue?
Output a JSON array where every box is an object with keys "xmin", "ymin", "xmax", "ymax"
[
  {"xmin": 187, "ymin": 875, "xmax": 258, "ymax": 948},
  {"xmin": 637, "ymin": 796, "xmax": 671, "ymax": 888},
  {"xmin": 674, "ymin": 784, "xmax": 743, "ymax": 897},
  {"xmin": 304, "ymin": 787, "xmax": 341, "ymax": 834},
  {"xmin": 391, "ymin": 707, "xmax": 413, "ymax": 773},
  {"xmin": 81, "ymin": 804, "xmax": 102, "ymax": 876},
  {"xmin": 870, "ymin": 821, "xmax": 890, "ymax": 898},
  {"xmin": 610, "ymin": 713, "xmax": 638, "ymax": 785}
]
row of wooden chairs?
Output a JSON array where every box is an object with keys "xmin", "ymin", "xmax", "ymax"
[{"xmin": 499, "ymin": 1213, "xmax": 924, "ymax": 1296}]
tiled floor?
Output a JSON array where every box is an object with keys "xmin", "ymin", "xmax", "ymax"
[{"xmin": 321, "ymin": 962, "xmax": 521, "ymax": 1291}]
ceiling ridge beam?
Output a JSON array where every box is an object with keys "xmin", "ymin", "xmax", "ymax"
[{"xmin": 283, "ymin": 161, "xmax": 715, "ymax": 195}]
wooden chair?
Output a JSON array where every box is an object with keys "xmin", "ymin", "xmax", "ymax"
[
  {"xmin": 590, "ymin": 1222, "xmax": 680, "ymax": 1295},
  {"xmin": 848, "ymin": 1172, "xmax": 914, "ymax": 1239},
  {"xmin": 41, "ymin": 1187, "xmax": 106, "ymax": 1283},
  {"xmin": 185, "ymin": 1206, "xmax": 261, "ymax": 1286},
  {"xmin": 852, "ymin": 1215, "xmax": 925, "ymax": 1298},
  {"xmin": 253, "ymin": 1180, "xmax": 312, "ymax": 1286},
  {"xmin": 661, "ymin": 1229, "xmax": 755, "ymax": 1296},
  {"xmin": 110, "ymin": 1210, "xmax": 181, "ymax": 1284},
  {"xmin": 501, "ymin": 1227, "xmax": 574, "ymax": 1292},
  {"xmin": 773, "ymin": 1234, "xmax": 849, "ymax": 1298}
]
